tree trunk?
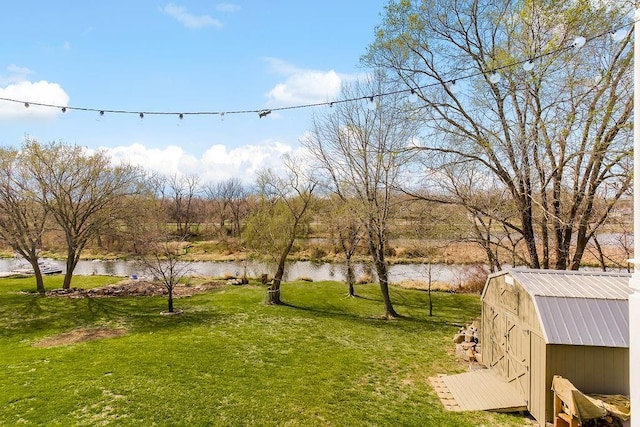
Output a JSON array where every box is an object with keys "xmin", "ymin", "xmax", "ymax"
[
  {"xmin": 168, "ymin": 288, "xmax": 174, "ymax": 312},
  {"xmin": 63, "ymin": 256, "xmax": 75, "ymax": 290},
  {"xmin": 268, "ymin": 280, "xmax": 281, "ymax": 305},
  {"xmin": 346, "ymin": 256, "xmax": 356, "ymax": 297},
  {"xmin": 29, "ymin": 260, "xmax": 45, "ymax": 294},
  {"xmin": 372, "ymin": 257, "xmax": 398, "ymax": 318}
]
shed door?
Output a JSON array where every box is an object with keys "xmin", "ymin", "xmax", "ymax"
[
  {"xmin": 485, "ymin": 305, "xmax": 506, "ymax": 377},
  {"xmin": 504, "ymin": 315, "xmax": 530, "ymax": 405}
]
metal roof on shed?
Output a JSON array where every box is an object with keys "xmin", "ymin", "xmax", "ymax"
[
  {"xmin": 486, "ymin": 269, "xmax": 631, "ymax": 348},
  {"xmin": 508, "ymin": 269, "xmax": 631, "ymax": 300},
  {"xmin": 535, "ymin": 296, "xmax": 628, "ymax": 347}
]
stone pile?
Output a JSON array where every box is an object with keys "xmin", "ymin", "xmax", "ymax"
[{"xmin": 453, "ymin": 320, "xmax": 482, "ymax": 364}]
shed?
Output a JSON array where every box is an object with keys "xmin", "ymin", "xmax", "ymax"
[{"xmin": 481, "ymin": 269, "xmax": 630, "ymax": 425}]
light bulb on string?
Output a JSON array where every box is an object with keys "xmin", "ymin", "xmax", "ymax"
[
  {"xmin": 408, "ymin": 89, "xmax": 419, "ymax": 103},
  {"xmin": 178, "ymin": 113, "xmax": 184, "ymax": 120},
  {"xmin": 96, "ymin": 111, "xmax": 105, "ymax": 121},
  {"xmin": 220, "ymin": 112, "xmax": 225, "ymax": 121},
  {"xmin": 448, "ymin": 80, "xmax": 460, "ymax": 94},
  {"xmin": 24, "ymin": 102, "xmax": 29, "ymax": 108},
  {"xmin": 61, "ymin": 107, "xmax": 66, "ymax": 113},
  {"xmin": 489, "ymin": 72, "xmax": 501, "ymax": 84},
  {"xmin": 139, "ymin": 112, "xmax": 144, "ymax": 119},
  {"xmin": 367, "ymin": 96, "xmax": 377, "ymax": 110},
  {"xmin": 572, "ymin": 36, "xmax": 586, "ymax": 49},
  {"xmin": 523, "ymin": 60, "xmax": 535, "ymax": 72},
  {"xmin": 611, "ymin": 29, "xmax": 626, "ymax": 42}
]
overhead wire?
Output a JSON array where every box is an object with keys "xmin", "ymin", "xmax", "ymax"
[{"xmin": 0, "ymin": 20, "xmax": 633, "ymax": 119}]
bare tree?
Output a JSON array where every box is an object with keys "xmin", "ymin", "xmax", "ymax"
[
  {"xmin": 139, "ymin": 233, "xmax": 192, "ymax": 313},
  {"xmin": 203, "ymin": 178, "xmax": 249, "ymax": 238},
  {"xmin": 365, "ymin": 0, "xmax": 633, "ymax": 270},
  {"xmin": 23, "ymin": 140, "xmax": 144, "ymax": 289},
  {"xmin": 0, "ymin": 148, "xmax": 49, "ymax": 293},
  {"xmin": 325, "ymin": 196, "xmax": 364, "ymax": 297},
  {"xmin": 167, "ymin": 174, "xmax": 201, "ymax": 236},
  {"xmin": 244, "ymin": 156, "xmax": 316, "ymax": 305},
  {"xmin": 303, "ymin": 75, "xmax": 421, "ymax": 318}
]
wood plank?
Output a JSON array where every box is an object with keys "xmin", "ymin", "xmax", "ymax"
[{"xmin": 431, "ymin": 369, "xmax": 527, "ymax": 413}]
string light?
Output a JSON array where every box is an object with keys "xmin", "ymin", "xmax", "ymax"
[
  {"xmin": 408, "ymin": 89, "xmax": 419, "ymax": 103},
  {"xmin": 611, "ymin": 29, "xmax": 626, "ymax": 42},
  {"xmin": 572, "ymin": 36, "xmax": 586, "ymax": 48},
  {"xmin": 367, "ymin": 96, "xmax": 377, "ymax": 110},
  {"xmin": 522, "ymin": 60, "xmax": 535, "ymax": 71},
  {"xmin": 0, "ymin": 20, "xmax": 632, "ymax": 120},
  {"xmin": 489, "ymin": 72, "xmax": 502, "ymax": 84}
]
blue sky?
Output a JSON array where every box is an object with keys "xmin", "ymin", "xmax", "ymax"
[{"xmin": 0, "ymin": 1, "xmax": 388, "ymax": 182}]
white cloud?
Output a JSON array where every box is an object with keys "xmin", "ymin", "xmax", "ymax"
[
  {"xmin": 215, "ymin": 3, "xmax": 240, "ymax": 13},
  {"xmin": 162, "ymin": 3, "xmax": 224, "ymax": 29},
  {"xmin": 264, "ymin": 58, "xmax": 361, "ymax": 107},
  {"xmin": 0, "ymin": 80, "xmax": 69, "ymax": 120},
  {"xmin": 102, "ymin": 140, "xmax": 298, "ymax": 184},
  {"xmin": 0, "ymin": 64, "xmax": 34, "ymax": 85}
]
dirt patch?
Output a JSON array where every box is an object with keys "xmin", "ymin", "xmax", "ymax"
[
  {"xmin": 34, "ymin": 327, "xmax": 126, "ymax": 347},
  {"xmin": 46, "ymin": 279, "xmax": 227, "ymax": 299}
]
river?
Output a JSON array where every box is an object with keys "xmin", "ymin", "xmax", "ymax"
[{"xmin": 0, "ymin": 258, "xmax": 476, "ymax": 284}]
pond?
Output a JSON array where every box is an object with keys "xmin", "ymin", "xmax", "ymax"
[{"xmin": 0, "ymin": 258, "xmax": 478, "ymax": 285}]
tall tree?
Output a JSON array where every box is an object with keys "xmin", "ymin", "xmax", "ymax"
[
  {"xmin": 244, "ymin": 156, "xmax": 316, "ymax": 305},
  {"xmin": 0, "ymin": 148, "xmax": 49, "ymax": 293},
  {"xmin": 167, "ymin": 174, "xmax": 201, "ymax": 236},
  {"xmin": 303, "ymin": 75, "xmax": 421, "ymax": 318},
  {"xmin": 325, "ymin": 196, "xmax": 364, "ymax": 297},
  {"xmin": 203, "ymin": 178, "xmax": 249, "ymax": 238},
  {"xmin": 24, "ymin": 140, "xmax": 144, "ymax": 289},
  {"xmin": 365, "ymin": 0, "xmax": 633, "ymax": 270}
]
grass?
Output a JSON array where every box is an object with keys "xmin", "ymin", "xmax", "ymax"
[{"xmin": 0, "ymin": 275, "xmax": 528, "ymax": 426}]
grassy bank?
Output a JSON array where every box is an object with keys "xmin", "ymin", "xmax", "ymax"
[{"xmin": 0, "ymin": 275, "xmax": 527, "ymax": 426}]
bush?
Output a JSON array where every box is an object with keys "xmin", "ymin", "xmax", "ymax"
[{"xmin": 457, "ymin": 264, "xmax": 489, "ymax": 294}]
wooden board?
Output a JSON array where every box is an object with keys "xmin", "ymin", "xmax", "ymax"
[{"xmin": 430, "ymin": 369, "xmax": 527, "ymax": 413}]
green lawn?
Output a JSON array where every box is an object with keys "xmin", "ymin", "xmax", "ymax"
[{"xmin": 0, "ymin": 275, "xmax": 527, "ymax": 426}]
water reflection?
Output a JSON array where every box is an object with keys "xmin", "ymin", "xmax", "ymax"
[{"xmin": 0, "ymin": 258, "xmax": 471, "ymax": 284}]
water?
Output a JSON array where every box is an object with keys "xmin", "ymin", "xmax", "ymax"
[{"xmin": 0, "ymin": 258, "xmax": 474, "ymax": 284}]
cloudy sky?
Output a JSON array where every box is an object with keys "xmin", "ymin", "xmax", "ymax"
[{"xmin": 0, "ymin": 1, "xmax": 388, "ymax": 183}]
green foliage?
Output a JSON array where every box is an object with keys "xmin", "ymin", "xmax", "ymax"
[{"xmin": 0, "ymin": 277, "xmax": 525, "ymax": 426}]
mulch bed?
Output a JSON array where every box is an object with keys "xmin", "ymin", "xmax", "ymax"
[{"xmin": 45, "ymin": 279, "xmax": 227, "ymax": 299}]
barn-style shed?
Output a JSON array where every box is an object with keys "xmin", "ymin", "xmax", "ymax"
[{"xmin": 481, "ymin": 269, "xmax": 630, "ymax": 425}]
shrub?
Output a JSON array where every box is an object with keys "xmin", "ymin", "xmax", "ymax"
[{"xmin": 457, "ymin": 264, "xmax": 490, "ymax": 294}]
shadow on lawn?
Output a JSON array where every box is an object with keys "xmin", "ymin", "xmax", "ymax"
[{"xmin": 5, "ymin": 292, "xmax": 224, "ymax": 337}]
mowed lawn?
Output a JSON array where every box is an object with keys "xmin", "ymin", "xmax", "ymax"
[{"xmin": 0, "ymin": 275, "xmax": 527, "ymax": 426}]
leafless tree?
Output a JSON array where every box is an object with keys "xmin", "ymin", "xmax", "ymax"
[
  {"xmin": 0, "ymin": 147, "xmax": 49, "ymax": 293},
  {"xmin": 166, "ymin": 174, "xmax": 201, "ymax": 236},
  {"xmin": 364, "ymin": 0, "xmax": 633, "ymax": 270},
  {"xmin": 303, "ymin": 75, "xmax": 421, "ymax": 318},
  {"xmin": 324, "ymin": 195, "xmax": 364, "ymax": 297},
  {"xmin": 23, "ymin": 140, "xmax": 144, "ymax": 289},
  {"xmin": 203, "ymin": 178, "xmax": 249, "ymax": 238},
  {"xmin": 139, "ymin": 233, "xmax": 192, "ymax": 313}
]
